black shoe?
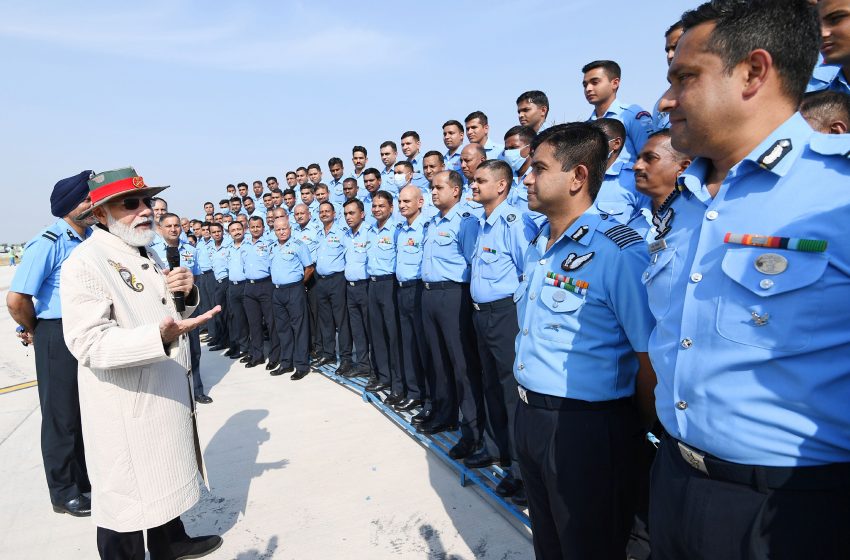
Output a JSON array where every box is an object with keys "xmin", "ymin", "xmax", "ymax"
[
  {"xmin": 449, "ymin": 439, "xmax": 477, "ymax": 460},
  {"xmin": 342, "ymin": 368, "xmax": 365, "ymax": 378},
  {"xmin": 365, "ymin": 381, "xmax": 390, "ymax": 393},
  {"xmin": 411, "ymin": 409, "xmax": 432, "ymax": 425},
  {"xmin": 172, "ymin": 534, "xmax": 223, "ymax": 560},
  {"xmin": 239, "ymin": 355, "xmax": 252, "ymax": 363},
  {"xmin": 464, "ymin": 447, "xmax": 497, "ymax": 469},
  {"xmin": 416, "ymin": 422, "xmax": 458, "ymax": 435},
  {"xmin": 291, "ymin": 369, "xmax": 310, "ymax": 381},
  {"xmin": 208, "ymin": 344, "xmax": 226, "ymax": 352},
  {"xmin": 335, "ymin": 362, "xmax": 353, "ymax": 376},
  {"xmin": 265, "ymin": 361, "xmax": 279, "ymax": 371},
  {"xmin": 495, "ymin": 476, "xmax": 520, "ymax": 498},
  {"xmin": 245, "ymin": 358, "xmax": 265, "ymax": 368},
  {"xmin": 393, "ymin": 398, "xmax": 422, "ymax": 412},
  {"xmin": 52, "ymin": 495, "xmax": 91, "ymax": 517},
  {"xmin": 194, "ymin": 394, "xmax": 213, "ymax": 404},
  {"xmin": 271, "ymin": 366, "xmax": 296, "ymax": 377},
  {"xmin": 511, "ymin": 482, "xmax": 528, "ymax": 507},
  {"xmin": 311, "ymin": 357, "xmax": 334, "ymax": 368},
  {"xmin": 310, "ymin": 350, "xmax": 320, "ymax": 360},
  {"xmin": 224, "ymin": 348, "xmax": 240, "ymax": 358},
  {"xmin": 384, "ymin": 393, "xmax": 404, "ymax": 406}
]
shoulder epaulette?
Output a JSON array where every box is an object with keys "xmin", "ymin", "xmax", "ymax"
[
  {"xmin": 504, "ymin": 212, "xmax": 518, "ymax": 224},
  {"xmin": 603, "ymin": 224, "xmax": 644, "ymax": 249},
  {"xmin": 809, "ymin": 132, "xmax": 850, "ymax": 159},
  {"xmin": 41, "ymin": 230, "xmax": 60, "ymax": 243}
]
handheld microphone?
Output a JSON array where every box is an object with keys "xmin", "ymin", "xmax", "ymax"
[{"xmin": 165, "ymin": 246, "xmax": 186, "ymax": 312}]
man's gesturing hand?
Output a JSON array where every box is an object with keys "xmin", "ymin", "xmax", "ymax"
[
  {"xmin": 159, "ymin": 305, "xmax": 222, "ymax": 344},
  {"xmin": 164, "ymin": 266, "xmax": 194, "ymax": 296}
]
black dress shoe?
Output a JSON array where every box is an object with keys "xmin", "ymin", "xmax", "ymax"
[
  {"xmin": 245, "ymin": 358, "xmax": 265, "ymax": 368},
  {"xmin": 365, "ymin": 381, "xmax": 390, "ymax": 392},
  {"xmin": 448, "ymin": 439, "xmax": 477, "ymax": 460},
  {"xmin": 495, "ymin": 476, "xmax": 520, "ymax": 498},
  {"xmin": 384, "ymin": 393, "xmax": 404, "ymax": 405},
  {"xmin": 511, "ymin": 482, "xmax": 528, "ymax": 507},
  {"xmin": 271, "ymin": 366, "xmax": 296, "ymax": 377},
  {"xmin": 310, "ymin": 356, "xmax": 334, "ymax": 368},
  {"xmin": 411, "ymin": 409, "xmax": 433, "ymax": 425},
  {"xmin": 464, "ymin": 447, "xmax": 497, "ymax": 469},
  {"xmin": 208, "ymin": 344, "xmax": 226, "ymax": 352},
  {"xmin": 239, "ymin": 355, "xmax": 252, "ymax": 363},
  {"xmin": 52, "ymin": 494, "xmax": 91, "ymax": 517},
  {"xmin": 291, "ymin": 369, "xmax": 310, "ymax": 380},
  {"xmin": 265, "ymin": 361, "xmax": 279, "ymax": 371},
  {"xmin": 172, "ymin": 534, "xmax": 223, "ymax": 560},
  {"xmin": 224, "ymin": 348, "xmax": 240, "ymax": 358},
  {"xmin": 194, "ymin": 394, "xmax": 213, "ymax": 404},
  {"xmin": 393, "ymin": 398, "xmax": 422, "ymax": 412},
  {"xmin": 416, "ymin": 422, "xmax": 458, "ymax": 435},
  {"xmin": 335, "ymin": 362, "xmax": 353, "ymax": 376},
  {"xmin": 342, "ymin": 368, "xmax": 365, "ymax": 378},
  {"xmin": 310, "ymin": 350, "xmax": 320, "ymax": 360}
]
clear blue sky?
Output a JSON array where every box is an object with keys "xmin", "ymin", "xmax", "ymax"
[{"xmin": 1, "ymin": 0, "xmax": 696, "ymax": 242}]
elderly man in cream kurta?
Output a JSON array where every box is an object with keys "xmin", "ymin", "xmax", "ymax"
[{"xmin": 60, "ymin": 167, "xmax": 222, "ymax": 560}]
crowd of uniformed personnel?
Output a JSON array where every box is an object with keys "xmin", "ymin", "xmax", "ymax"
[{"xmin": 9, "ymin": 1, "xmax": 850, "ymax": 559}]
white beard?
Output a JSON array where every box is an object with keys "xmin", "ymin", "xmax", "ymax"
[{"xmin": 106, "ymin": 210, "xmax": 156, "ymax": 247}]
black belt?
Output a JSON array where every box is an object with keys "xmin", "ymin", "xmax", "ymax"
[
  {"xmin": 517, "ymin": 385, "xmax": 631, "ymax": 412},
  {"xmin": 37, "ymin": 318, "xmax": 62, "ymax": 323},
  {"xmin": 247, "ymin": 277, "xmax": 270, "ymax": 284},
  {"xmin": 347, "ymin": 279, "xmax": 369, "ymax": 286},
  {"xmin": 202, "ymin": 270, "xmax": 213, "ymax": 275},
  {"xmin": 423, "ymin": 280, "xmax": 463, "ymax": 290},
  {"xmin": 274, "ymin": 280, "xmax": 302, "ymax": 289},
  {"xmin": 370, "ymin": 274, "xmax": 394, "ymax": 282},
  {"xmin": 472, "ymin": 296, "xmax": 514, "ymax": 311},
  {"xmin": 397, "ymin": 279, "xmax": 421, "ymax": 288},
  {"xmin": 231, "ymin": 280, "xmax": 245, "ymax": 285},
  {"xmin": 668, "ymin": 434, "xmax": 850, "ymax": 491},
  {"xmin": 316, "ymin": 271, "xmax": 342, "ymax": 280},
  {"xmin": 216, "ymin": 277, "xmax": 228, "ymax": 284}
]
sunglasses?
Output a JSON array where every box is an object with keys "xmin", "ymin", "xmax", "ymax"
[{"xmin": 118, "ymin": 197, "xmax": 154, "ymax": 210}]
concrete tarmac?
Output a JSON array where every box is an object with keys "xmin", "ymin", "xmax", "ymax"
[{"xmin": 0, "ymin": 267, "xmax": 532, "ymax": 559}]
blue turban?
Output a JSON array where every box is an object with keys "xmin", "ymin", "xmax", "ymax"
[{"xmin": 50, "ymin": 170, "xmax": 93, "ymax": 217}]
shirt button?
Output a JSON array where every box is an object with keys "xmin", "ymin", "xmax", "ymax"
[
  {"xmin": 523, "ymin": 328, "xmax": 528, "ymax": 335},
  {"xmin": 529, "ymin": 292, "xmax": 536, "ymax": 300},
  {"xmin": 676, "ymin": 401, "xmax": 688, "ymax": 410},
  {"xmin": 680, "ymin": 338, "xmax": 693, "ymax": 349},
  {"xmin": 643, "ymin": 271, "xmax": 650, "ymax": 281},
  {"xmin": 690, "ymin": 272, "xmax": 703, "ymax": 283},
  {"xmin": 161, "ymin": 297, "xmax": 167, "ymax": 305},
  {"xmin": 518, "ymin": 363, "xmax": 525, "ymax": 370},
  {"xmin": 141, "ymin": 263, "xmax": 149, "ymax": 270},
  {"xmin": 759, "ymin": 279, "xmax": 774, "ymax": 290},
  {"xmin": 706, "ymin": 210, "xmax": 718, "ymax": 220}
]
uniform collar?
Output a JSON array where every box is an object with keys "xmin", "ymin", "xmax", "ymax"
[
  {"xmin": 542, "ymin": 208, "xmax": 601, "ymax": 249},
  {"xmin": 482, "ymin": 199, "xmax": 512, "ymax": 227},
  {"xmin": 401, "ymin": 212, "xmax": 426, "ymax": 231},
  {"xmin": 437, "ymin": 202, "xmax": 463, "ymax": 223},
  {"xmin": 374, "ymin": 217, "xmax": 396, "ymax": 232},
  {"xmin": 444, "ymin": 145, "xmax": 463, "ymax": 158},
  {"xmin": 589, "ymin": 97, "xmax": 625, "ymax": 119},
  {"xmin": 56, "ymin": 218, "xmax": 89, "ymax": 241},
  {"xmin": 605, "ymin": 159, "xmax": 629, "ymax": 176}
]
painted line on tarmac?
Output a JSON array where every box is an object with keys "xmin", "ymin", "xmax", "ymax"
[{"xmin": 0, "ymin": 380, "xmax": 37, "ymax": 395}]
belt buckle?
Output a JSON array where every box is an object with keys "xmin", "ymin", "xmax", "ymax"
[
  {"xmin": 517, "ymin": 386, "xmax": 528, "ymax": 404},
  {"xmin": 349, "ymin": 281, "xmax": 354, "ymax": 286},
  {"xmin": 472, "ymin": 302, "xmax": 480, "ymax": 311},
  {"xmin": 424, "ymin": 282, "xmax": 430, "ymax": 290},
  {"xmin": 370, "ymin": 276, "xmax": 376, "ymax": 282},
  {"xmin": 677, "ymin": 441, "xmax": 709, "ymax": 475}
]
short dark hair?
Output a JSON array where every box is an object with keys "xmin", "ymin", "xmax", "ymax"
[
  {"xmin": 229, "ymin": 196, "xmax": 241, "ymax": 203},
  {"xmin": 243, "ymin": 196, "xmax": 254, "ymax": 203},
  {"xmin": 314, "ymin": 183, "xmax": 329, "ymax": 193},
  {"xmin": 209, "ymin": 223, "xmax": 223, "ymax": 232},
  {"xmin": 394, "ymin": 161, "xmax": 414, "ymax": 173},
  {"xmin": 227, "ymin": 221, "xmax": 243, "ymax": 231},
  {"xmin": 363, "ymin": 167, "xmax": 381, "ymax": 180},
  {"xmin": 319, "ymin": 201, "xmax": 336, "ymax": 212},
  {"xmin": 151, "ymin": 196, "xmax": 167, "ymax": 208},
  {"xmin": 204, "ymin": 201, "xmax": 213, "ymax": 207},
  {"xmin": 593, "ymin": 117, "xmax": 626, "ymax": 144},
  {"xmin": 665, "ymin": 20, "xmax": 684, "ymax": 37},
  {"xmin": 307, "ymin": 163, "xmax": 321, "ymax": 172},
  {"xmin": 237, "ymin": 182, "xmax": 248, "ymax": 189},
  {"xmin": 477, "ymin": 159, "xmax": 513, "ymax": 186},
  {"xmin": 531, "ymin": 122, "xmax": 608, "ymax": 200},
  {"xmin": 252, "ymin": 180, "xmax": 262, "ymax": 186},
  {"xmin": 581, "ymin": 60, "xmax": 621, "ymax": 80},
  {"xmin": 516, "ymin": 90, "xmax": 549, "ymax": 109},
  {"xmin": 352, "ymin": 145, "xmax": 367, "ymax": 156},
  {"xmin": 423, "ymin": 150, "xmax": 443, "ymax": 161},
  {"xmin": 285, "ymin": 171, "xmax": 296, "ymax": 178},
  {"xmin": 202, "ymin": 221, "xmax": 213, "ymax": 228},
  {"xmin": 342, "ymin": 177, "xmax": 358, "ymax": 186},
  {"xmin": 800, "ymin": 90, "xmax": 850, "ymax": 125},
  {"xmin": 380, "ymin": 140, "xmax": 397, "ymax": 152},
  {"xmin": 159, "ymin": 212, "xmax": 179, "ymax": 225},
  {"xmin": 219, "ymin": 198, "xmax": 229, "ymax": 206},
  {"xmin": 263, "ymin": 192, "xmax": 273, "ymax": 199},
  {"xmin": 300, "ymin": 183, "xmax": 315, "ymax": 193},
  {"xmin": 282, "ymin": 188, "xmax": 296, "ymax": 198},
  {"xmin": 504, "ymin": 125, "xmax": 536, "ymax": 145},
  {"xmin": 373, "ymin": 191, "xmax": 393, "ymax": 204},
  {"xmin": 444, "ymin": 169, "xmax": 464, "ymax": 189},
  {"xmin": 226, "ymin": 184, "xmax": 236, "ymax": 191},
  {"xmin": 266, "ymin": 176, "xmax": 278, "ymax": 183},
  {"xmin": 464, "ymin": 111, "xmax": 488, "ymax": 125},
  {"xmin": 401, "ymin": 130, "xmax": 420, "ymax": 141},
  {"xmin": 442, "ymin": 119, "xmax": 464, "ymax": 131},
  {"xmin": 248, "ymin": 216, "xmax": 264, "ymax": 225},
  {"xmin": 328, "ymin": 157, "xmax": 343, "ymax": 168},
  {"xmin": 646, "ymin": 129, "xmax": 690, "ymax": 162},
  {"xmin": 679, "ymin": 0, "xmax": 819, "ymax": 104},
  {"xmin": 296, "ymin": 166, "xmax": 308, "ymax": 174},
  {"xmin": 343, "ymin": 198, "xmax": 365, "ymax": 211}
]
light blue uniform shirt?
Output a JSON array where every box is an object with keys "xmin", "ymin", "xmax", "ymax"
[
  {"xmin": 651, "ymin": 94, "xmax": 671, "ymax": 132},
  {"xmin": 196, "ymin": 238, "xmax": 213, "ymax": 272},
  {"xmin": 471, "ymin": 200, "xmax": 530, "ymax": 303},
  {"xmin": 380, "ymin": 166, "xmax": 396, "ymax": 191},
  {"xmin": 594, "ymin": 160, "xmax": 650, "ymax": 224},
  {"xmin": 482, "ymin": 139, "xmax": 504, "ymax": 161},
  {"xmin": 328, "ymin": 178, "xmax": 346, "ymax": 204},
  {"xmin": 315, "ymin": 223, "xmax": 347, "ymax": 276},
  {"xmin": 226, "ymin": 242, "xmax": 247, "ymax": 282},
  {"xmin": 150, "ymin": 239, "xmax": 200, "ymax": 275},
  {"xmin": 209, "ymin": 240, "xmax": 231, "ymax": 281},
  {"xmin": 459, "ymin": 187, "xmax": 485, "ymax": 219},
  {"xmin": 646, "ymin": 113, "xmax": 850, "ymax": 466},
  {"xmin": 806, "ymin": 63, "xmax": 849, "ymax": 94},
  {"xmin": 343, "ymin": 224, "xmax": 373, "ymax": 281},
  {"xmin": 242, "ymin": 237, "xmax": 272, "ymax": 280},
  {"xmin": 587, "ymin": 99, "xmax": 653, "ymax": 162},
  {"xmin": 270, "ymin": 238, "xmax": 312, "ymax": 285},
  {"xmin": 366, "ymin": 219, "xmax": 398, "ymax": 276},
  {"xmin": 444, "ymin": 147, "xmax": 463, "ymax": 173},
  {"xmin": 421, "ymin": 203, "xmax": 480, "ymax": 283},
  {"xmin": 395, "ymin": 213, "xmax": 429, "ymax": 282},
  {"xmin": 408, "ymin": 154, "xmax": 430, "ymax": 190},
  {"xmin": 514, "ymin": 210, "xmax": 653, "ymax": 400},
  {"xmin": 293, "ymin": 220, "xmax": 321, "ymax": 263},
  {"xmin": 11, "ymin": 219, "xmax": 89, "ymax": 319}
]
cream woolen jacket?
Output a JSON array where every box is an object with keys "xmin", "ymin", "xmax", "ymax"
[{"xmin": 60, "ymin": 227, "xmax": 202, "ymax": 532}]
